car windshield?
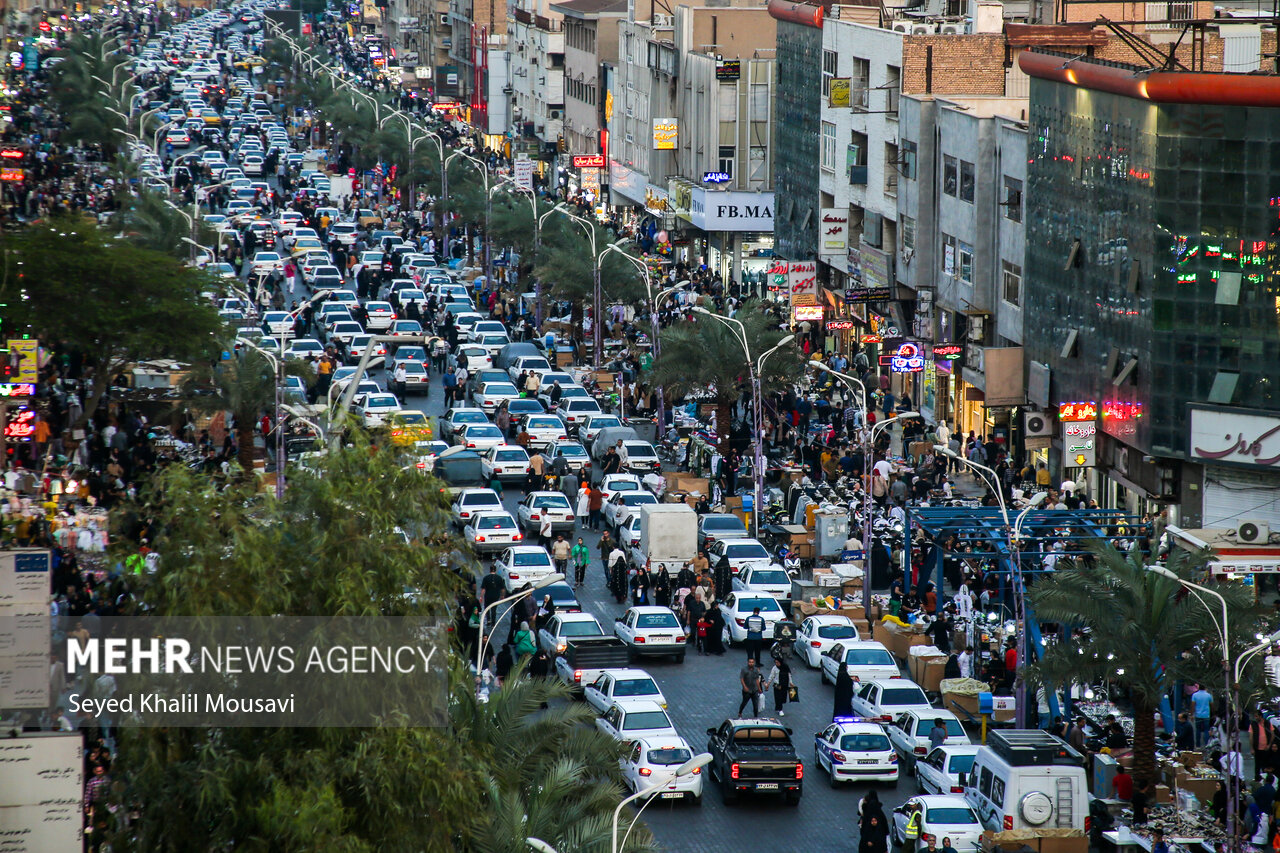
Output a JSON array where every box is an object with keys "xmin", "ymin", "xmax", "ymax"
[
  {"xmin": 366, "ymin": 396, "xmax": 397, "ymax": 407},
  {"xmin": 528, "ymin": 418, "xmax": 562, "ymax": 429},
  {"xmin": 623, "ymin": 711, "xmax": 672, "ymax": 731},
  {"xmin": 475, "ymin": 516, "xmax": 514, "ymax": 530},
  {"xmin": 929, "ymin": 719, "xmax": 967, "ymax": 737},
  {"xmin": 591, "ymin": 417, "xmax": 621, "ymax": 428},
  {"xmin": 726, "ymin": 543, "xmax": 769, "ymax": 558},
  {"xmin": 841, "ymin": 733, "xmax": 891, "ymax": 751},
  {"xmin": 614, "ymin": 678, "xmax": 660, "ymax": 698},
  {"xmin": 463, "ymin": 494, "xmax": 502, "ymax": 508},
  {"xmin": 608, "ymin": 480, "xmax": 639, "ymax": 492},
  {"xmin": 567, "ymin": 401, "xmax": 600, "ymax": 411},
  {"xmin": 509, "ymin": 401, "xmax": 543, "ymax": 413},
  {"xmin": 561, "ymin": 621, "xmax": 603, "ymax": 637},
  {"xmin": 706, "ymin": 518, "xmax": 745, "ymax": 531},
  {"xmin": 466, "ymin": 426, "xmax": 503, "ymax": 437},
  {"xmin": 737, "ymin": 598, "xmax": 782, "ymax": 614},
  {"xmin": 881, "ymin": 687, "xmax": 930, "ymax": 705},
  {"xmin": 394, "ymin": 412, "xmax": 427, "ymax": 424},
  {"xmin": 484, "ymin": 383, "xmax": 518, "ymax": 395},
  {"xmin": 846, "ymin": 649, "xmax": 897, "ymax": 666},
  {"xmin": 926, "ymin": 807, "xmax": 980, "ymax": 825},
  {"xmin": 624, "ymin": 443, "xmax": 654, "ymax": 456},
  {"xmin": 623, "ymin": 495, "xmax": 656, "ymax": 506},
  {"xmin": 454, "ymin": 412, "xmax": 488, "ymax": 424},
  {"xmin": 818, "ymin": 625, "xmax": 859, "ymax": 640},
  {"xmin": 556, "ymin": 445, "xmax": 587, "ymax": 457},
  {"xmin": 636, "ymin": 613, "xmax": 680, "ymax": 628},
  {"xmin": 495, "ymin": 450, "xmax": 527, "ymax": 461},
  {"xmin": 647, "ymin": 747, "xmax": 692, "ymax": 766},
  {"xmin": 513, "ymin": 552, "xmax": 552, "ymax": 567},
  {"xmin": 749, "ymin": 569, "xmax": 790, "ymax": 584},
  {"xmin": 533, "ymin": 495, "xmax": 571, "ymax": 508},
  {"xmin": 947, "ymin": 754, "xmax": 977, "ymax": 774},
  {"xmin": 733, "ymin": 727, "xmax": 789, "ymax": 743}
]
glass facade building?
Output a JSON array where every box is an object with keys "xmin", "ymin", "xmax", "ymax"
[
  {"xmin": 773, "ymin": 18, "xmax": 822, "ymax": 260},
  {"xmin": 1023, "ymin": 54, "xmax": 1280, "ymax": 458}
]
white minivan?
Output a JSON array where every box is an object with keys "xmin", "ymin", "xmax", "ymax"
[{"xmin": 964, "ymin": 730, "xmax": 1088, "ymax": 833}]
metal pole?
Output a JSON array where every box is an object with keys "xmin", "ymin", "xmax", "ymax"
[
  {"xmin": 752, "ymin": 374, "xmax": 763, "ymax": 538},
  {"xmin": 650, "ymin": 304, "xmax": 664, "ymax": 434},
  {"xmin": 593, "ymin": 260, "xmax": 603, "ymax": 371},
  {"xmin": 275, "ymin": 352, "xmax": 285, "ymax": 498}
]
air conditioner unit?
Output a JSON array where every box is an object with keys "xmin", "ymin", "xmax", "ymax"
[
  {"xmin": 939, "ymin": 23, "xmax": 963, "ymax": 33},
  {"xmin": 1024, "ymin": 410, "xmax": 1053, "ymax": 439},
  {"xmin": 911, "ymin": 23, "xmax": 935, "ymax": 34},
  {"xmin": 1238, "ymin": 520, "xmax": 1271, "ymax": 544},
  {"xmin": 891, "ymin": 21, "xmax": 912, "ymax": 33}
]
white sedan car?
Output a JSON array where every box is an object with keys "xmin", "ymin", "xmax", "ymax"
[
  {"xmin": 886, "ymin": 710, "xmax": 971, "ymax": 770},
  {"xmin": 890, "ymin": 795, "xmax": 984, "ymax": 853},
  {"xmin": 596, "ymin": 699, "xmax": 680, "ymax": 743},
  {"xmin": 261, "ymin": 310, "xmax": 295, "ymax": 336},
  {"xmin": 707, "ymin": 537, "xmax": 774, "ymax": 577},
  {"xmin": 613, "ymin": 606, "xmax": 688, "ymax": 662},
  {"xmin": 364, "ymin": 301, "xmax": 396, "ymax": 331},
  {"xmin": 354, "ymin": 392, "xmax": 401, "ymax": 427},
  {"xmin": 602, "ymin": 491, "xmax": 659, "ymax": 533},
  {"xmin": 793, "ymin": 615, "xmax": 861, "ymax": 668},
  {"xmin": 579, "ymin": 413, "xmax": 624, "ymax": 446},
  {"xmin": 480, "ymin": 445, "xmax": 531, "ymax": 483},
  {"xmin": 283, "ymin": 338, "xmax": 325, "ymax": 361},
  {"xmin": 818, "ymin": 641, "xmax": 900, "ymax": 685},
  {"xmin": 598, "ymin": 473, "xmax": 643, "ymax": 503},
  {"xmin": 584, "ymin": 668, "xmax": 668, "ymax": 714},
  {"xmin": 516, "ymin": 491, "xmax": 576, "ymax": 534},
  {"xmin": 731, "ymin": 565, "xmax": 793, "ymax": 602},
  {"xmin": 914, "ymin": 745, "xmax": 981, "ymax": 796},
  {"xmin": 473, "ymin": 381, "xmax": 521, "ymax": 414},
  {"xmin": 815, "ymin": 719, "xmax": 899, "ymax": 785},
  {"xmin": 251, "ymin": 250, "xmax": 283, "ymax": 274},
  {"xmin": 718, "ymin": 593, "xmax": 786, "ymax": 646},
  {"xmin": 462, "ymin": 511, "xmax": 523, "ymax": 555},
  {"xmin": 494, "ymin": 545, "xmax": 556, "ymax": 589},
  {"xmin": 450, "ymin": 488, "xmax": 504, "ymax": 528},
  {"xmin": 517, "ymin": 414, "xmax": 569, "ymax": 450},
  {"xmin": 621, "ymin": 737, "xmax": 704, "ymax": 804},
  {"xmin": 456, "ymin": 423, "xmax": 507, "ymax": 452}
]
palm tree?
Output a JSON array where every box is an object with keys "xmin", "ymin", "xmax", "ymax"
[
  {"xmin": 182, "ymin": 349, "xmax": 286, "ymax": 475},
  {"xmin": 1027, "ymin": 542, "xmax": 1258, "ymax": 784},
  {"xmin": 531, "ymin": 220, "xmax": 648, "ymax": 342},
  {"xmin": 452, "ymin": 660, "xmax": 658, "ymax": 852},
  {"xmin": 112, "ymin": 191, "xmax": 208, "ymax": 258},
  {"xmin": 649, "ymin": 304, "xmax": 800, "ymax": 451}
]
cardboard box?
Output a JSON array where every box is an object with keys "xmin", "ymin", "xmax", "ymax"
[
  {"xmin": 555, "ymin": 350, "xmax": 575, "ymax": 367},
  {"xmin": 731, "ymin": 508, "xmax": 750, "ymax": 528},
  {"xmin": 892, "ymin": 630, "xmax": 931, "ymax": 662},
  {"xmin": 944, "ymin": 691, "xmax": 981, "ymax": 718},
  {"xmin": 853, "ymin": 618, "xmax": 873, "ymax": 638},
  {"xmin": 872, "ymin": 620, "xmax": 893, "ymax": 649},
  {"xmin": 1178, "ymin": 751, "xmax": 1202, "ymax": 768},
  {"xmin": 725, "ymin": 496, "xmax": 743, "ymax": 511},
  {"xmin": 1155, "ymin": 784, "xmax": 1172, "ymax": 804},
  {"xmin": 1182, "ymin": 777, "xmax": 1220, "ymax": 802},
  {"xmin": 1038, "ymin": 837, "xmax": 1088, "ymax": 853},
  {"xmin": 911, "ymin": 654, "xmax": 947, "ymax": 684},
  {"xmin": 793, "ymin": 543, "xmax": 815, "ymax": 560},
  {"xmin": 922, "ymin": 660, "xmax": 949, "ymax": 692}
]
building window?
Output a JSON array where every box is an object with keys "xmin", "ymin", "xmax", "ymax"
[
  {"xmin": 822, "ymin": 49, "xmax": 837, "ymax": 96},
  {"xmin": 850, "ymin": 57, "xmax": 869, "ymax": 110},
  {"xmin": 718, "ymin": 84, "xmax": 736, "ymax": 121},
  {"xmin": 959, "ymin": 160, "xmax": 975, "ymax": 202},
  {"xmin": 884, "ymin": 143, "xmax": 898, "ymax": 197},
  {"xmin": 719, "ymin": 145, "xmax": 735, "ymax": 177},
  {"xmin": 943, "ymin": 155, "xmax": 957, "ymax": 196},
  {"xmin": 958, "ymin": 241, "xmax": 974, "ymax": 283},
  {"xmin": 1003, "ymin": 177, "xmax": 1022, "ymax": 222},
  {"xmin": 901, "ymin": 215, "xmax": 915, "ymax": 253},
  {"xmin": 885, "ymin": 65, "xmax": 900, "ymax": 116},
  {"xmin": 821, "ymin": 121, "xmax": 837, "ymax": 172},
  {"xmin": 1002, "ymin": 260, "xmax": 1022, "ymax": 306},
  {"xmin": 941, "ymin": 233, "xmax": 956, "ymax": 275},
  {"xmin": 901, "ymin": 139, "xmax": 917, "ymax": 180}
]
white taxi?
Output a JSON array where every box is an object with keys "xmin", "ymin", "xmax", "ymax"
[
  {"xmin": 793, "ymin": 615, "xmax": 860, "ymax": 668},
  {"xmin": 479, "ymin": 444, "xmax": 531, "ymax": 483},
  {"xmin": 462, "ymin": 511, "xmax": 523, "ymax": 555},
  {"xmin": 621, "ymin": 737, "xmax": 704, "ymax": 804},
  {"xmin": 814, "ymin": 718, "xmax": 899, "ymax": 785},
  {"xmin": 819, "ymin": 640, "xmax": 900, "ymax": 685},
  {"xmin": 516, "ymin": 491, "xmax": 576, "ymax": 534},
  {"xmin": 596, "ymin": 699, "xmax": 680, "ymax": 743}
]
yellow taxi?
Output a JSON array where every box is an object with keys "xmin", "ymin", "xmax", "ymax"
[{"xmin": 385, "ymin": 409, "xmax": 434, "ymax": 448}]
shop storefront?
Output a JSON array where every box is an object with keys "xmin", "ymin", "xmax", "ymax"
[
  {"xmin": 666, "ymin": 179, "xmax": 775, "ymax": 284},
  {"xmin": 1188, "ymin": 405, "xmax": 1280, "ymax": 529}
]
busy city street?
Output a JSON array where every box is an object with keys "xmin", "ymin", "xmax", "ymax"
[{"xmin": 3, "ymin": 0, "xmax": 1280, "ymax": 851}]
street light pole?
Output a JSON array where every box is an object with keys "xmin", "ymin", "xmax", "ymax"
[
  {"xmin": 611, "ymin": 753, "xmax": 713, "ymax": 853},
  {"xmin": 1010, "ymin": 491, "xmax": 1048, "ymax": 729},
  {"xmin": 474, "ymin": 572, "xmax": 565, "ymax": 675},
  {"xmin": 241, "ymin": 339, "xmax": 286, "ymax": 498}
]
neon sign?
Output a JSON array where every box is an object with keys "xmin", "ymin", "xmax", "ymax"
[
  {"xmin": 826, "ymin": 320, "xmax": 856, "ymax": 331},
  {"xmin": 888, "ymin": 342, "xmax": 925, "ymax": 373},
  {"xmin": 0, "ymin": 383, "xmax": 35, "ymax": 397},
  {"xmin": 933, "ymin": 344, "xmax": 963, "ymax": 360},
  {"xmin": 702, "ymin": 171, "xmax": 731, "ymax": 184},
  {"xmin": 1102, "ymin": 400, "xmax": 1143, "ymax": 422},
  {"xmin": 1058, "ymin": 401, "xmax": 1098, "ymax": 422},
  {"xmin": 3, "ymin": 407, "xmax": 34, "ymax": 440}
]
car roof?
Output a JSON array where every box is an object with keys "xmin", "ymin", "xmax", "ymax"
[
  {"xmin": 455, "ymin": 488, "xmax": 500, "ymax": 499},
  {"xmin": 901, "ymin": 708, "xmax": 963, "ymax": 722},
  {"xmin": 726, "ymin": 718, "xmax": 786, "ymax": 727},
  {"xmin": 504, "ymin": 545, "xmax": 552, "ymax": 555},
  {"xmin": 611, "ymin": 698, "xmax": 668, "ymax": 712},
  {"xmin": 831, "ymin": 720, "xmax": 892, "ymax": 734},
  {"xmin": 807, "ymin": 614, "xmax": 856, "ymax": 624},
  {"xmin": 628, "ymin": 605, "xmax": 679, "ymax": 614},
  {"xmin": 913, "ymin": 794, "xmax": 973, "ymax": 808},
  {"xmin": 632, "ymin": 735, "xmax": 692, "ymax": 751},
  {"xmin": 598, "ymin": 668, "xmax": 657, "ymax": 680}
]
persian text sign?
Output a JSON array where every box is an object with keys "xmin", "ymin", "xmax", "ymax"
[{"xmin": 1190, "ymin": 406, "xmax": 1280, "ymax": 469}]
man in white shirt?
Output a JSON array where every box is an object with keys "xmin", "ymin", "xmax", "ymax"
[
  {"xmin": 957, "ymin": 648, "xmax": 974, "ymax": 679},
  {"xmin": 936, "ymin": 422, "xmax": 951, "ymax": 447}
]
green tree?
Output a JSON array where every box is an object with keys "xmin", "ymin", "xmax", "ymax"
[
  {"xmin": 46, "ymin": 33, "xmax": 131, "ymax": 154},
  {"xmin": 649, "ymin": 304, "xmax": 801, "ymax": 450},
  {"xmin": 1027, "ymin": 543, "xmax": 1259, "ymax": 784},
  {"xmin": 532, "ymin": 221, "xmax": 648, "ymax": 343},
  {"xmin": 111, "ymin": 190, "xmax": 212, "ymax": 259},
  {"xmin": 0, "ymin": 220, "xmax": 223, "ymax": 428}
]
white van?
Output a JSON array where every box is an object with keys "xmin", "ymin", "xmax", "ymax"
[{"xmin": 964, "ymin": 730, "xmax": 1088, "ymax": 833}]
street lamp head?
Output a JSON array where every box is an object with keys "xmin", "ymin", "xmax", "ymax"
[
  {"xmin": 534, "ymin": 572, "xmax": 566, "ymax": 589},
  {"xmin": 896, "ymin": 410, "xmax": 921, "ymax": 420},
  {"xmin": 1028, "ymin": 492, "xmax": 1049, "ymax": 508},
  {"xmin": 691, "ymin": 306, "xmax": 711, "ymax": 316},
  {"xmin": 933, "ymin": 444, "xmax": 957, "ymax": 458},
  {"xmin": 526, "ymin": 839, "xmax": 560, "ymax": 853},
  {"xmin": 775, "ymin": 334, "xmax": 796, "ymax": 348},
  {"xmin": 1149, "ymin": 565, "xmax": 1179, "ymax": 581},
  {"xmin": 676, "ymin": 752, "xmax": 714, "ymax": 776}
]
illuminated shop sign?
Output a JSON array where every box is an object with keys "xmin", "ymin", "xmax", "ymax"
[
  {"xmin": 879, "ymin": 342, "xmax": 924, "ymax": 373},
  {"xmin": 1058, "ymin": 401, "xmax": 1098, "ymax": 422}
]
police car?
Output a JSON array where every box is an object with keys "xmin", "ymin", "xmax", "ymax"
[{"xmin": 813, "ymin": 718, "xmax": 899, "ymax": 786}]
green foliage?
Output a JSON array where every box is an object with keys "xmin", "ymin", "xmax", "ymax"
[
  {"xmin": 1027, "ymin": 542, "xmax": 1260, "ymax": 782},
  {"xmin": 0, "ymin": 220, "xmax": 223, "ymax": 426},
  {"xmin": 46, "ymin": 33, "xmax": 132, "ymax": 154},
  {"xmin": 111, "ymin": 191, "xmax": 214, "ymax": 259}
]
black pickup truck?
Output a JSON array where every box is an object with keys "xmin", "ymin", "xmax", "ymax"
[{"xmin": 705, "ymin": 718, "xmax": 803, "ymax": 806}]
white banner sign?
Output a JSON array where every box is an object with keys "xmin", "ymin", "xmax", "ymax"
[
  {"xmin": 1063, "ymin": 420, "xmax": 1096, "ymax": 467},
  {"xmin": 788, "ymin": 261, "xmax": 818, "ymax": 306},
  {"xmin": 0, "ymin": 735, "xmax": 83, "ymax": 852},
  {"xmin": 513, "ymin": 157, "xmax": 535, "ymax": 192},
  {"xmin": 1190, "ymin": 406, "xmax": 1280, "ymax": 469},
  {"xmin": 690, "ymin": 190, "xmax": 774, "ymax": 232}
]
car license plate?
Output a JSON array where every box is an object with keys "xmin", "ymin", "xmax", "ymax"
[
  {"xmin": 756, "ymin": 782, "xmax": 778, "ymax": 790},
  {"xmin": 659, "ymin": 792, "xmax": 682, "ymax": 799},
  {"xmin": 858, "ymin": 759, "xmax": 879, "ymax": 765},
  {"xmin": 651, "ymin": 636, "xmax": 671, "ymax": 643}
]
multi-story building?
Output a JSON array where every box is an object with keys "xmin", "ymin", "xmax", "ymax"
[
  {"xmin": 607, "ymin": 0, "xmax": 777, "ymax": 277},
  {"xmin": 509, "ymin": 0, "xmax": 565, "ymax": 151},
  {"xmin": 1020, "ymin": 49, "xmax": 1280, "ymax": 523},
  {"xmin": 555, "ymin": 0, "xmax": 626, "ymax": 162},
  {"xmin": 427, "ymin": 0, "xmax": 458, "ymax": 98},
  {"xmin": 447, "ymin": 0, "xmax": 506, "ymax": 107}
]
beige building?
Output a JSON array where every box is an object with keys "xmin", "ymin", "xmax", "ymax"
[{"xmin": 554, "ymin": 0, "xmax": 626, "ymax": 159}]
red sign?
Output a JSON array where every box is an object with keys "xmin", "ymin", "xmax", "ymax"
[
  {"xmin": 826, "ymin": 320, "xmax": 856, "ymax": 331},
  {"xmin": 1058, "ymin": 401, "xmax": 1098, "ymax": 422},
  {"xmin": 1102, "ymin": 400, "xmax": 1143, "ymax": 421},
  {"xmin": 0, "ymin": 148, "xmax": 24, "ymax": 160},
  {"xmin": 0, "ymin": 168, "xmax": 24, "ymax": 182},
  {"xmin": 3, "ymin": 407, "xmax": 34, "ymax": 440},
  {"xmin": 933, "ymin": 344, "xmax": 963, "ymax": 360},
  {"xmin": 431, "ymin": 101, "xmax": 462, "ymax": 113},
  {"xmin": 860, "ymin": 334, "xmax": 882, "ymax": 344},
  {"xmin": 573, "ymin": 154, "xmax": 605, "ymax": 168}
]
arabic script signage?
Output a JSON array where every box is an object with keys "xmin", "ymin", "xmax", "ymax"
[{"xmin": 1190, "ymin": 405, "xmax": 1280, "ymax": 470}]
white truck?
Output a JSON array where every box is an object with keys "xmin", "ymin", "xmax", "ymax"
[{"xmin": 629, "ymin": 503, "xmax": 698, "ymax": 577}]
